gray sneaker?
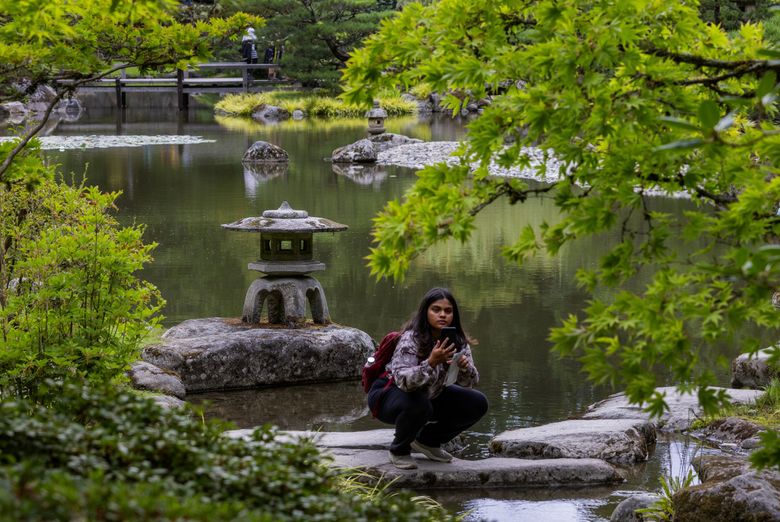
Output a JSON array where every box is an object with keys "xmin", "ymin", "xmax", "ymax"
[
  {"xmin": 411, "ymin": 440, "xmax": 453, "ymax": 463},
  {"xmin": 388, "ymin": 451, "xmax": 418, "ymax": 469}
]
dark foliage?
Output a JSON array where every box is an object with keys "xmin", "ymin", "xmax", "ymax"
[{"xmin": 0, "ymin": 381, "xmax": 452, "ymax": 521}]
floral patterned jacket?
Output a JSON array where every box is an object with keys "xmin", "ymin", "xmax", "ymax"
[{"xmin": 387, "ymin": 330, "xmax": 479, "ymax": 399}]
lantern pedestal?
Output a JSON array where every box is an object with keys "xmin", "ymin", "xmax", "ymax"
[{"xmin": 242, "ymin": 276, "xmax": 330, "ymax": 325}]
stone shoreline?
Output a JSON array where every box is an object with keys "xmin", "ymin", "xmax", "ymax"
[
  {"xmin": 377, "ymin": 142, "xmax": 567, "ymax": 184},
  {"xmin": 376, "ymin": 141, "xmax": 690, "ymax": 198}
]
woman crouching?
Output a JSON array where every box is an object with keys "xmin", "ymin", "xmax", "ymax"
[{"xmin": 368, "ymin": 287, "xmax": 488, "ymax": 469}]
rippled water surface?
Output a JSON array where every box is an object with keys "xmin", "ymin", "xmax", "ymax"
[{"xmin": 46, "ymin": 105, "xmax": 728, "ymax": 521}]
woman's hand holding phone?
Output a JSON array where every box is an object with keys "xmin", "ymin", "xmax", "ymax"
[{"xmin": 428, "ymin": 338, "xmax": 455, "ymax": 366}]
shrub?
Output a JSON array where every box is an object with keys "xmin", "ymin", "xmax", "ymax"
[
  {"xmin": 214, "ymin": 91, "xmax": 417, "ymax": 117},
  {"xmin": 0, "ymin": 163, "xmax": 164, "ymax": 399},
  {"xmin": 0, "ymin": 381, "xmax": 454, "ymax": 521},
  {"xmin": 409, "ymin": 83, "xmax": 434, "ymax": 100}
]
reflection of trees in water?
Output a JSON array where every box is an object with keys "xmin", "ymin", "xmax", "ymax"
[
  {"xmin": 189, "ymin": 381, "xmax": 368, "ymax": 430},
  {"xmin": 331, "ymin": 163, "xmax": 387, "ymax": 189}
]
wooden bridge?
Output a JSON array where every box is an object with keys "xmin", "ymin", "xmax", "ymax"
[{"xmin": 60, "ymin": 62, "xmax": 284, "ymax": 110}]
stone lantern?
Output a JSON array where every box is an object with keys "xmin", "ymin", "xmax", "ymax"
[
  {"xmin": 366, "ymin": 100, "xmax": 387, "ymax": 136},
  {"xmin": 222, "ymin": 201, "xmax": 347, "ymax": 326}
]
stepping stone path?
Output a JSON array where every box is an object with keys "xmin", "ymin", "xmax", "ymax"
[
  {"xmin": 225, "ymin": 428, "xmax": 625, "ymax": 489},
  {"xmin": 225, "ymin": 386, "xmax": 763, "ymax": 490}
]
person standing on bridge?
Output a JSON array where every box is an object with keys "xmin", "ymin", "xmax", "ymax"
[
  {"xmin": 263, "ymin": 45, "xmax": 277, "ymax": 80},
  {"xmin": 241, "ymin": 27, "xmax": 258, "ymax": 65}
]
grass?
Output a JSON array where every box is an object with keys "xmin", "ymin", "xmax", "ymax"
[
  {"xmin": 691, "ymin": 379, "xmax": 780, "ymax": 431},
  {"xmin": 731, "ymin": 378, "xmax": 780, "ymax": 428},
  {"xmin": 334, "ymin": 470, "xmax": 464, "ymax": 521},
  {"xmin": 637, "ymin": 469, "xmax": 696, "ymax": 522},
  {"xmin": 213, "ymin": 113, "xmax": 433, "ymax": 141},
  {"xmin": 214, "ymin": 90, "xmax": 417, "ymax": 118}
]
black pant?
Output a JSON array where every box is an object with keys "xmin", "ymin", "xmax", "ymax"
[{"xmin": 368, "ymin": 378, "xmax": 488, "ymax": 456}]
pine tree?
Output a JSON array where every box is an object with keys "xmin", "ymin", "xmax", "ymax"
[
  {"xmin": 698, "ymin": 0, "xmax": 774, "ymax": 31},
  {"xmin": 225, "ymin": 0, "xmax": 395, "ymax": 88}
]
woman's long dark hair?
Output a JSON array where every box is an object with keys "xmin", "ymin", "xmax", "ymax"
[{"xmin": 403, "ymin": 287, "xmax": 466, "ymax": 356}]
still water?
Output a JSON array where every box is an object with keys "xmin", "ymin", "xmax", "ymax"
[{"xmin": 47, "ymin": 106, "xmax": 720, "ymax": 521}]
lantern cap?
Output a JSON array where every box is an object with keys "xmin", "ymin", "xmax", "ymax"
[
  {"xmin": 222, "ymin": 201, "xmax": 348, "ymax": 233},
  {"xmin": 262, "ymin": 201, "xmax": 308, "ymax": 219},
  {"xmin": 365, "ymin": 100, "xmax": 388, "ymax": 119}
]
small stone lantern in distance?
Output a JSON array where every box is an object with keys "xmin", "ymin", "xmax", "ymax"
[
  {"xmin": 222, "ymin": 201, "xmax": 348, "ymax": 327},
  {"xmin": 366, "ymin": 100, "xmax": 387, "ymax": 136}
]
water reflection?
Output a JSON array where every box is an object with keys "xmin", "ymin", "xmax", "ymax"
[
  {"xmin": 242, "ymin": 162, "xmax": 288, "ymax": 198},
  {"xmin": 331, "ymin": 162, "xmax": 388, "ymax": 188},
  {"xmin": 190, "ymin": 382, "xmax": 368, "ymax": 430},
  {"xmin": 462, "ymin": 497, "xmax": 609, "ymax": 522}
]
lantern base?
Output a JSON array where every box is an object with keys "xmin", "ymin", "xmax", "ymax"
[{"xmin": 242, "ymin": 275, "xmax": 330, "ymax": 325}]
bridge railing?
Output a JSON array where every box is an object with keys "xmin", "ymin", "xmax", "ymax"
[{"xmin": 58, "ymin": 62, "xmax": 285, "ymax": 109}]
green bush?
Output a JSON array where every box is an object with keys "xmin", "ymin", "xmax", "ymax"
[
  {"xmin": 214, "ymin": 91, "xmax": 417, "ymax": 118},
  {"xmin": 0, "ymin": 155, "xmax": 164, "ymax": 399},
  {"xmin": 0, "ymin": 381, "xmax": 454, "ymax": 521}
]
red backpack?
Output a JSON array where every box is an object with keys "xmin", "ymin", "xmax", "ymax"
[{"xmin": 361, "ymin": 331, "xmax": 401, "ymax": 393}]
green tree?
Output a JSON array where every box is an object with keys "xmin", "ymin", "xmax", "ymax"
[
  {"xmin": 698, "ymin": 0, "xmax": 774, "ymax": 31},
  {"xmin": 225, "ymin": 0, "xmax": 395, "ymax": 87},
  {"xmin": 343, "ymin": 0, "xmax": 780, "ymax": 466},
  {"xmin": 0, "ymin": 0, "xmax": 260, "ymax": 183},
  {"xmin": 0, "ymin": 166, "xmax": 164, "ymax": 398}
]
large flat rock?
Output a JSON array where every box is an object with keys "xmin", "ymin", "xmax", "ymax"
[
  {"xmin": 489, "ymin": 419, "xmax": 655, "ymax": 464},
  {"xmin": 142, "ymin": 318, "xmax": 373, "ymax": 392},
  {"xmin": 225, "ymin": 428, "xmax": 393, "ymax": 449},
  {"xmin": 328, "ymin": 449, "xmax": 624, "ymax": 489},
  {"xmin": 582, "ymin": 386, "xmax": 763, "ymax": 431},
  {"xmin": 225, "ymin": 428, "xmax": 624, "ymax": 489}
]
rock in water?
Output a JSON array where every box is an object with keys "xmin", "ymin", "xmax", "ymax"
[{"xmin": 242, "ymin": 141, "xmax": 289, "ymax": 163}]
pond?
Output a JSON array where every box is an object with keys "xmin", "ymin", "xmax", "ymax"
[{"xmin": 46, "ymin": 104, "xmax": 725, "ymax": 521}]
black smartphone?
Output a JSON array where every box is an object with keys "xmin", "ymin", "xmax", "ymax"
[{"xmin": 440, "ymin": 326, "xmax": 458, "ymax": 345}]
